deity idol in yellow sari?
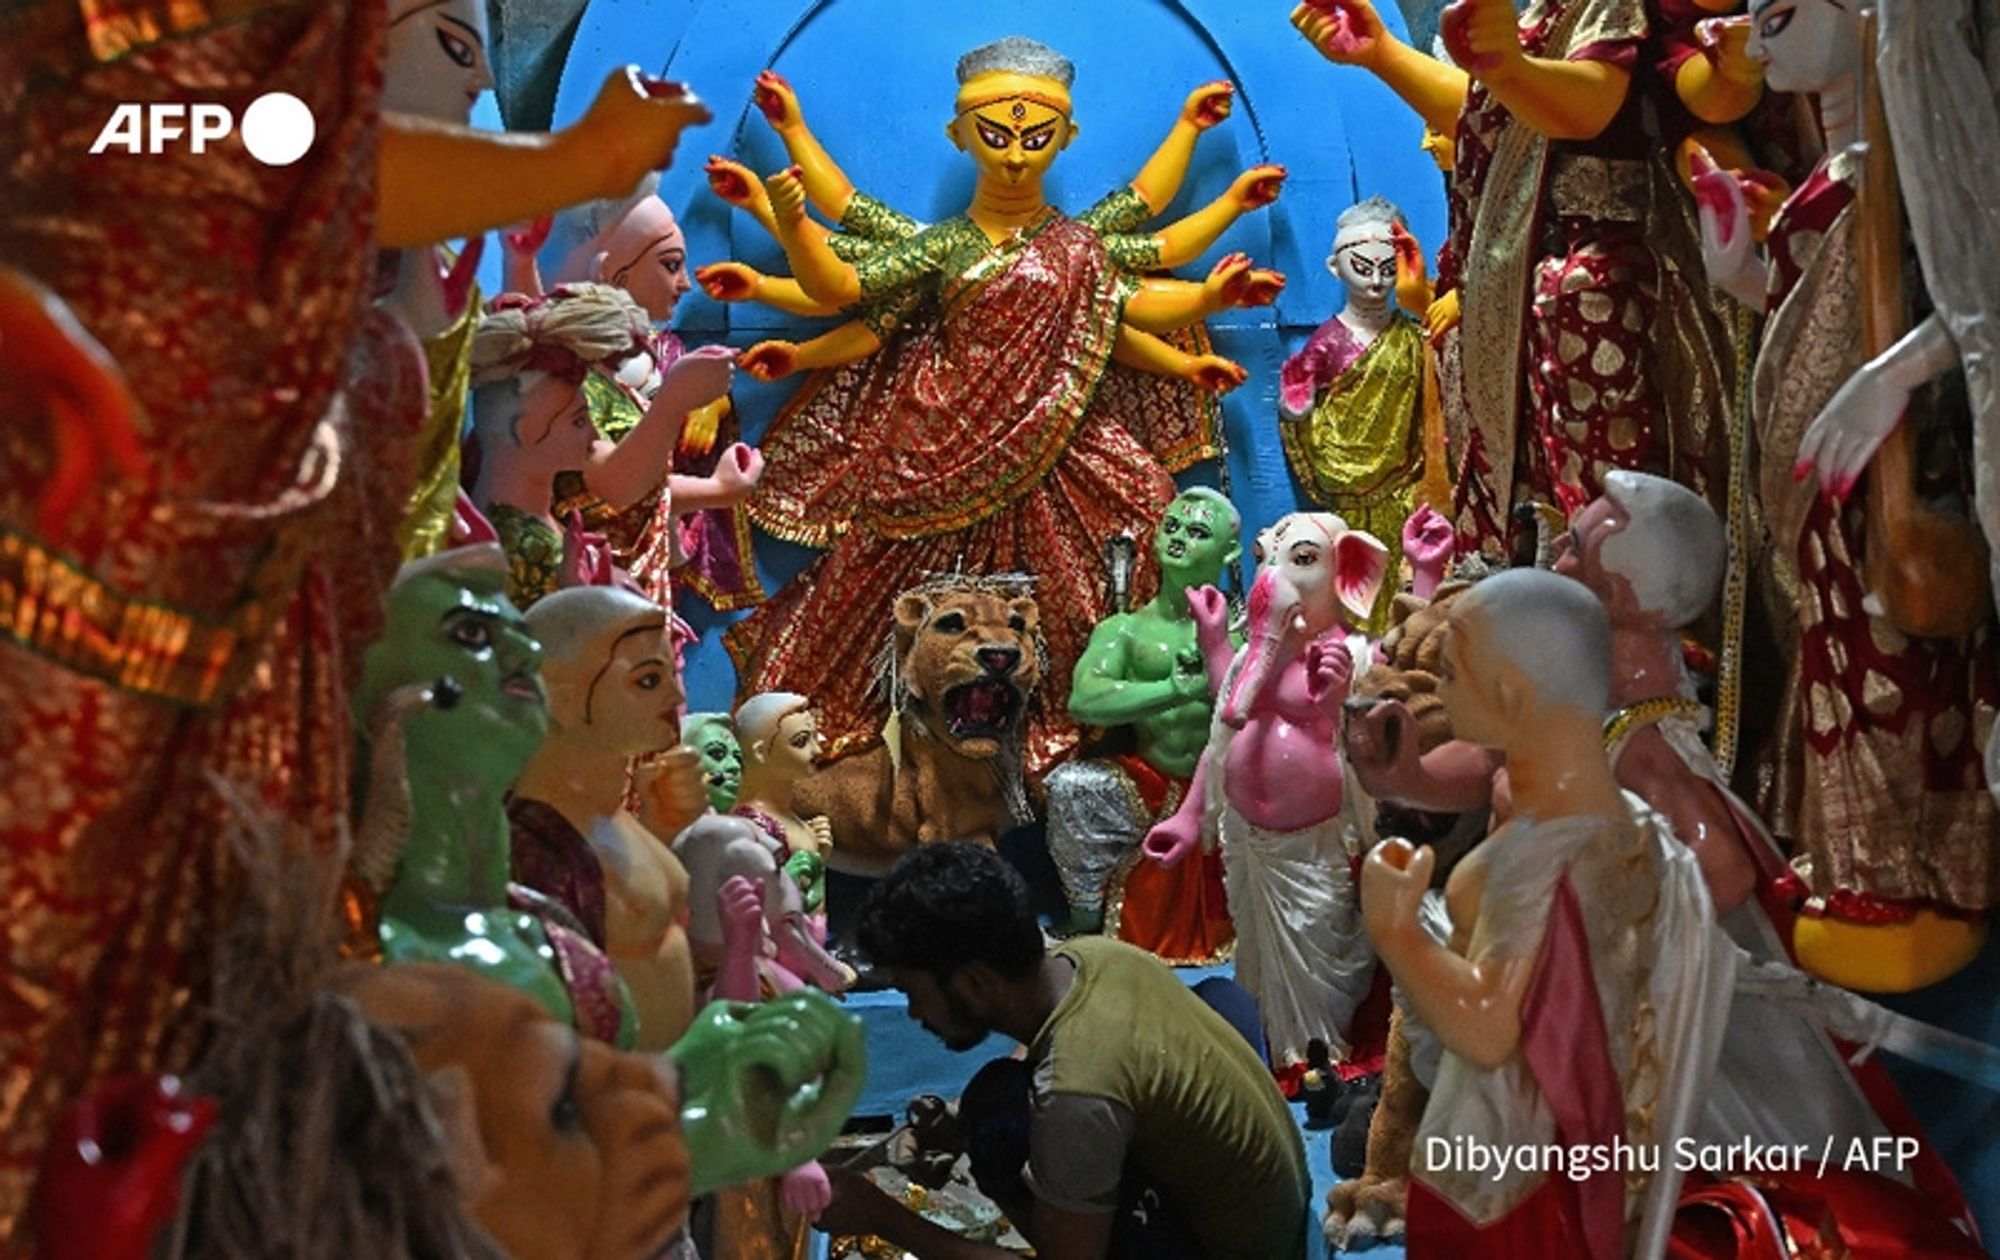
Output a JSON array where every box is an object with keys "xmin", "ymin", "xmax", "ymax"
[
  {"xmin": 1278, "ymin": 196, "xmax": 1425, "ymax": 631},
  {"xmin": 707, "ymin": 38, "xmax": 1287, "ymax": 772}
]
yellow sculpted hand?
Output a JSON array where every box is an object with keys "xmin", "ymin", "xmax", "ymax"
[
  {"xmin": 753, "ymin": 69, "xmax": 805, "ymax": 133},
  {"xmin": 705, "ymin": 156, "xmax": 764, "ymax": 210},
  {"xmin": 764, "ymin": 166, "xmax": 808, "ymax": 226},
  {"xmin": 1696, "ymin": 16, "xmax": 1761, "ymax": 88},
  {"xmin": 1205, "ymin": 253, "xmax": 1286, "ymax": 308},
  {"xmin": 1230, "ymin": 164, "xmax": 1287, "ymax": 210},
  {"xmin": 741, "ymin": 340, "xmax": 801, "ymax": 381},
  {"xmin": 569, "ymin": 69, "xmax": 713, "ymax": 200},
  {"xmin": 1181, "ymin": 81, "xmax": 1236, "ymax": 130},
  {"xmin": 1439, "ymin": 0, "xmax": 1526, "ymax": 78},
  {"xmin": 1186, "ymin": 354, "xmax": 1249, "ymax": 393},
  {"xmin": 697, "ymin": 262, "xmax": 761, "ymax": 303},
  {"xmin": 1424, "ymin": 288, "xmax": 1461, "ymax": 343}
]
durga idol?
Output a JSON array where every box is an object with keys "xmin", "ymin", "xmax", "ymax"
[{"xmin": 712, "ymin": 37, "xmax": 1288, "ymax": 773}]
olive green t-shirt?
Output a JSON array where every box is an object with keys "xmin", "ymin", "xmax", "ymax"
[{"xmin": 1026, "ymin": 937, "xmax": 1310, "ymax": 1260}]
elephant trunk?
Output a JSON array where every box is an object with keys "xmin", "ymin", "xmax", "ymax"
[{"xmin": 1220, "ymin": 569, "xmax": 1301, "ymax": 728}]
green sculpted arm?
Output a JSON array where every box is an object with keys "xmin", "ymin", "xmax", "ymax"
[
  {"xmin": 1067, "ymin": 614, "xmax": 1206, "ymax": 727},
  {"xmin": 671, "ymin": 992, "xmax": 866, "ymax": 1195}
]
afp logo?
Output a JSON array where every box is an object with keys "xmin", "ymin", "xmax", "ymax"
[{"xmin": 90, "ymin": 92, "xmax": 316, "ymax": 166}]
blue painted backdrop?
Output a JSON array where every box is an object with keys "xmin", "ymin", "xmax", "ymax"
[{"xmin": 479, "ymin": 0, "xmax": 1446, "ymax": 712}]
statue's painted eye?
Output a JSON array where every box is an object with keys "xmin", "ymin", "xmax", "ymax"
[
  {"xmin": 1021, "ymin": 128, "xmax": 1054, "ymax": 152},
  {"xmin": 435, "ymin": 27, "xmax": 476, "ymax": 69},
  {"xmin": 934, "ymin": 611, "xmax": 968, "ymax": 633},
  {"xmin": 635, "ymin": 670, "xmax": 661, "ymax": 691},
  {"xmin": 975, "ymin": 120, "xmax": 1010, "ymax": 150},
  {"xmin": 1759, "ymin": 6, "xmax": 1793, "ymax": 39},
  {"xmin": 447, "ymin": 614, "xmax": 493, "ymax": 650},
  {"xmin": 1009, "ymin": 614, "xmax": 1027, "ymax": 632},
  {"xmin": 550, "ymin": 1080, "xmax": 581, "ymax": 1135},
  {"xmin": 1292, "ymin": 547, "xmax": 1322, "ymax": 567}
]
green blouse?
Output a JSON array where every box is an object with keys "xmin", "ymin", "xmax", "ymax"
[
  {"xmin": 836, "ymin": 185, "xmax": 1164, "ymax": 337},
  {"xmin": 489, "ymin": 503, "xmax": 563, "ymax": 610}
]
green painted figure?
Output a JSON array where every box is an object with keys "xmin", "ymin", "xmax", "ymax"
[
  {"xmin": 353, "ymin": 548, "xmax": 868, "ymax": 1199},
  {"xmin": 354, "ymin": 545, "xmax": 640, "ymax": 1047},
  {"xmin": 1046, "ymin": 488, "xmax": 1242, "ymax": 960},
  {"xmin": 684, "ymin": 711, "xmax": 745, "ymax": 812}
]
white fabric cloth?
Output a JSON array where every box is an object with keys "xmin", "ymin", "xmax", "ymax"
[
  {"xmin": 1217, "ymin": 804, "xmax": 1375, "ymax": 1064},
  {"xmin": 1614, "ymin": 712, "xmax": 1896, "ymax": 1169},
  {"xmin": 1413, "ymin": 795, "xmax": 1733, "ymax": 1259}
]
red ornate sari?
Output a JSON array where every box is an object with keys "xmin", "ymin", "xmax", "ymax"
[
  {"xmin": 728, "ymin": 209, "xmax": 1212, "ymax": 773},
  {"xmin": 0, "ymin": 0, "xmax": 418, "ymax": 1237}
]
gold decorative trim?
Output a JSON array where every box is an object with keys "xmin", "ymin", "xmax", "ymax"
[
  {"xmin": 1713, "ymin": 305, "xmax": 1757, "ymax": 775},
  {"xmin": 0, "ymin": 527, "xmax": 243, "ymax": 707},
  {"xmin": 1603, "ymin": 695, "xmax": 1705, "ymax": 752}
]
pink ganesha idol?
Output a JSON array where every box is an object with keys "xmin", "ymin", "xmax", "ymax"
[{"xmin": 1145, "ymin": 511, "xmax": 1389, "ymax": 1071}]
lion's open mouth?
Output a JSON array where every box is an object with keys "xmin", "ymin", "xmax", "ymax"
[{"xmin": 943, "ymin": 679, "xmax": 1020, "ymax": 739}]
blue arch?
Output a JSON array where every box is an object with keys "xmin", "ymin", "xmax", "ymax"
[{"xmin": 515, "ymin": 0, "xmax": 1445, "ymax": 709}]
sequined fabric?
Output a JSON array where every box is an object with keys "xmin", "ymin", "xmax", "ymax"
[
  {"xmin": 1278, "ymin": 315, "xmax": 1425, "ymax": 630},
  {"xmin": 1045, "ymin": 758, "xmax": 1154, "ymax": 914},
  {"xmin": 729, "ymin": 206, "xmax": 1214, "ymax": 772},
  {"xmin": 395, "ymin": 283, "xmax": 478, "ymax": 559},
  {"xmin": 1047, "ymin": 754, "xmax": 1233, "ymax": 966},
  {"xmin": 509, "ymin": 796, "xmax": 611, "ymax": 947},
  {"xmin": 507, "ymin": 885, "xmax": 630, "ymax": 1046},
  {"xmin": 1443, "ymin": 0, "xmax": 1729, "ymax": 555},
  {"xmin": 1749, "ymin": 156, "xmax": 2000, "ymax": 913},
  {"xmin": 490, "ymin": 502, "xmax": 563, "ymax": 609},
  {"xmin": 0, "ymin": 0, "xmax": 413, "ymax": 1242},
  {"xmin": 556, "ymin": 332, "xmax": 765, "ymax": 613},
  {"xmin": 1524, "ymin": 220, "xmax": 1666, "ymax": 517}
]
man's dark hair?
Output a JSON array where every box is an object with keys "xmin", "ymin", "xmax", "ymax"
[{"xmin": 855, "ymin": 842, "xmax": 1045, "ymax": 983}]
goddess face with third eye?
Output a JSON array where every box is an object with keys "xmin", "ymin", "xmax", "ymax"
[
  {"xmin": 948, "ymin": 93, "xmax": 1076, "ymax": 192},
  {"xmin": 1330, "ymin": 233, "xmax": 1396, "ymax": 315},
  {"xmin": 1746, "ymin": 0, "xmax": 1859, "ymax": 96},
  {"xmin": 382, "ymin": 0, "xmax": 495, "ymax": 124},
  {"xmin": 583, "ymin": 624, "xmax": 684, "ymax": 758}
]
